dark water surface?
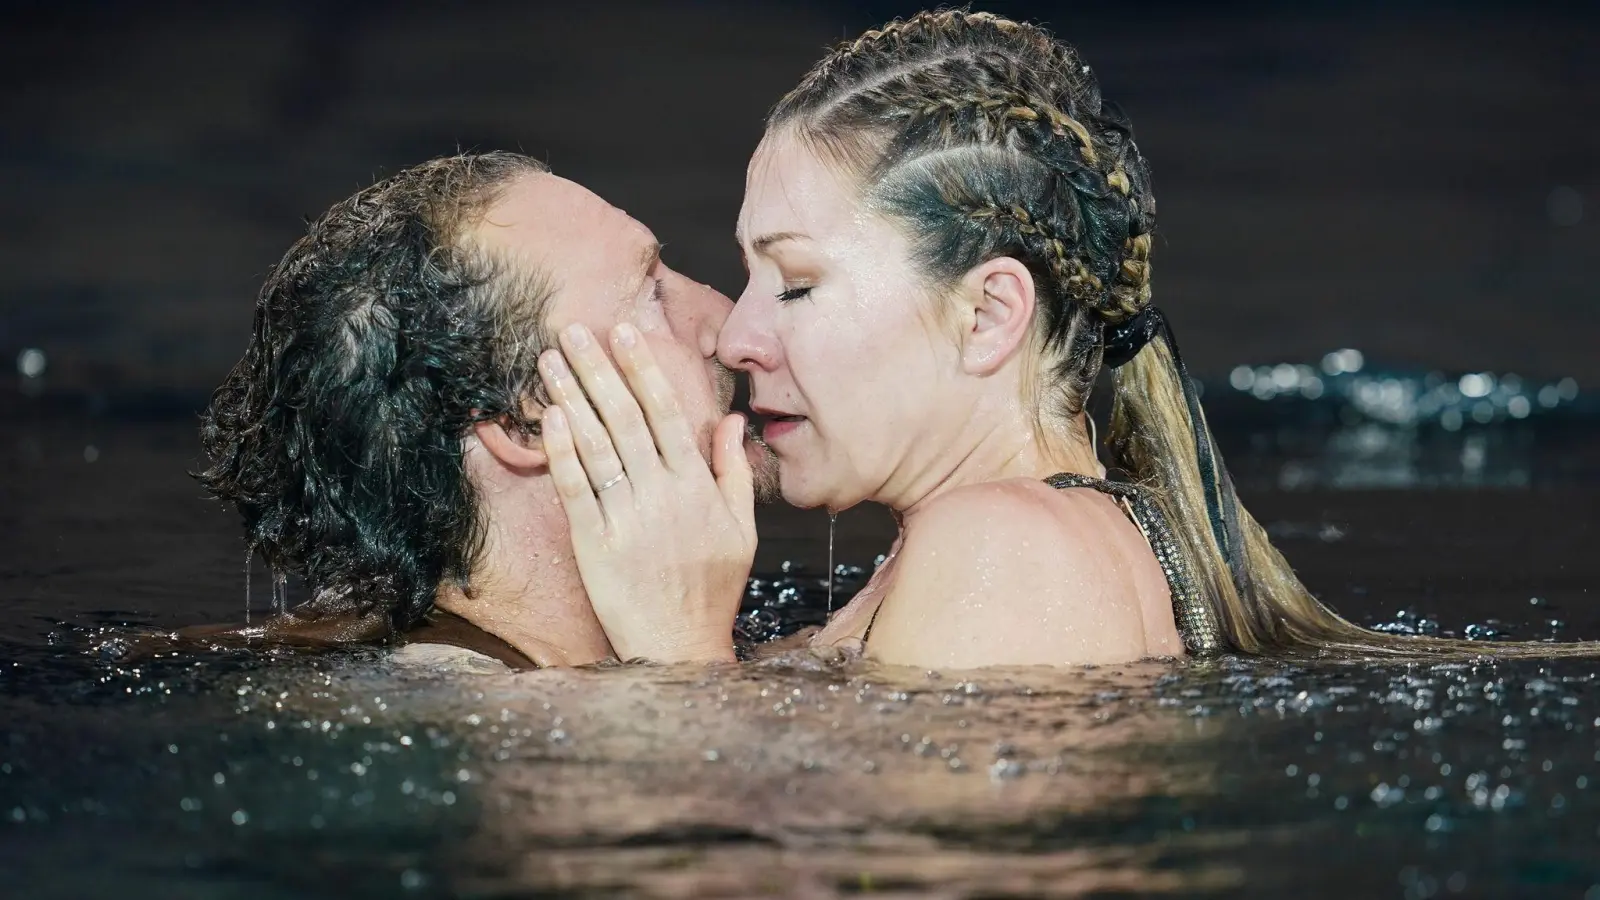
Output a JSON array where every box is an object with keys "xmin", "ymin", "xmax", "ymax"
[{"xmin": 4, "ymin": 404, "xmax": 1600, "ymax": 898}]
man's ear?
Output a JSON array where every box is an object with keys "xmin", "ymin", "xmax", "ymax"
[
  {"xmin": 471, "ymin": 415, "xmax": 548, "ymax": 472},
  {"xmin": 956, "ymin": 256, "xmax": 1037, "ymax": 376}
]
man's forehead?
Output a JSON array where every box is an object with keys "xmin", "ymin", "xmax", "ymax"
[
  {"xmin": 474, "ymin": 173, "xmax": 650, "ymax": 256},
  {"xmin": 472, "ymin": 172, "xmax": 657, "ymax": 323}
]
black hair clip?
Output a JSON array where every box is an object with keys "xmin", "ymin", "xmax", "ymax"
[{"xmin": 1101, "ymin": 306, "xmax": 1163, "ymax": 370}]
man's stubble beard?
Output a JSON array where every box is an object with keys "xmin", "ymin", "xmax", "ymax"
[
  {"xmin": 745, "ymin": 423, "xmax": 781, "ymax": 503},
  {"xmin": 713, "ymin": 360, "xmax": 780, "ymax": 503}
]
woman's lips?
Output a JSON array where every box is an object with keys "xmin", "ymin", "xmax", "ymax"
[{"xmin": 762, "ymin": 415, "xmax": 806, "ymax": 442}]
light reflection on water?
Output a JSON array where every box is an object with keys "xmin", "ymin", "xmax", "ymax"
[
  {"xmin": 2, "ymin": 401, "xmax": 1599, "ymax": 897},
  {"xmin": 1210, "ymin": 350, "xmax": 1589, "ymax": 490},
  {"xmin": 7, "ymin": 633, "xmax": 1600, "ymax": 898}
]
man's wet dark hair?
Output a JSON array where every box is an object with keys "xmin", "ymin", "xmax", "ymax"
[{"xmin": 196, "ymin": 151, "xmax": 554, "ymax": 639}]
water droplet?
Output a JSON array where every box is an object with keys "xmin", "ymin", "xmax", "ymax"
[
  {"xmin": 16, "ymin": 348, "xmax": 45, "ymax": 379},
  {"xmin": 1321, "ymin": 348, "xmax": 1364, "ymax": 375},
  {"xmin": 827, "ymin": 512, "xmax": 838, "ymax": 614},
  {"xmin": 1458, "ymin": 373, "xmax": 1493, "ymax": 399}
]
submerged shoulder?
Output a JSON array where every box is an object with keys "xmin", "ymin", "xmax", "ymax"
[{"xmin": 389, "ymin": 642, "xmax": 516, "ymax": 675}]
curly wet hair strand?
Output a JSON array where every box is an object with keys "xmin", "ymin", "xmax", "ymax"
[{"xmin": 196, "ymin": 151, "xmax": 553, "ymax": 638}]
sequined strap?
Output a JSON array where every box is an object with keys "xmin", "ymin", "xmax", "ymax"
[{"xmin": 1044, "ymin": 472, "xmax": 1225, "ymax": 655}]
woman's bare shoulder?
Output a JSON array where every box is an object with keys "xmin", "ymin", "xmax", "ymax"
[
  {"xmin": 904, "ymin": 477, "xmax": 1137, "ymax": 553},
  {"xmin": 864, "ymin": 478, "xmax": 1150, "ymax": 668}
]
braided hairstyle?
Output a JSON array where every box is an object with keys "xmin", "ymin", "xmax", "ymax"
[
  {"xmin": 769, "ymin": 11, "xmax": 1600, "ymax": 659},
  {"xmin": 774, "ymin": 12, "xmax": 1149, "ymax": 411}
]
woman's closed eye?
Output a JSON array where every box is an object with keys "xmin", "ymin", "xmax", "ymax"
[{"xmin": 776, "ymin": 286, "xmax": 813, "ymax": 303}]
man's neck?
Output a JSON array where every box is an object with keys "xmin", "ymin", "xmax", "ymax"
[
  {"xmin": 434, "ymin": 580, "xmax": 610, "ymax": 668},
  {"xmin": 432, "ymin": 492, "xmax": 614, "ymax": 668}
]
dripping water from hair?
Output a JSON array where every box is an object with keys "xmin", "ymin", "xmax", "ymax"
[
  {"xmin": 827, "ymin": 512, "xmax": 838, "ymax": 613},
  {"xmin": 243, "ymin": 547, "xmax": 253, "ymax": 626},
  {"xmin": 271, "ymin": 570, "xmax": 287, "ymax": 617}
]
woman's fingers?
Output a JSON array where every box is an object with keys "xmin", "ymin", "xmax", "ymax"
[
  {"xmin": 610, "ymin": 323, "xmax": 701, "ymax": 472},
  {"xmin": 557, "ymin": 324, "xmax": 659, "ymax": 476},
  {"xmin": 540, "ymin": 407, "xmax": 605, "ymax": 537},
  {"xmin": 538, "ymin": 347, "xmax": 629, "ymax": 497},
  {"xmin": 711, "ymin": 413, "xmax": 756, "ymax": 541}
]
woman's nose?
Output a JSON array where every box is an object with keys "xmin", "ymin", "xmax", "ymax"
[{"xmin": 716, "ymin": 290, "xmax": 778, "ymax": 373}]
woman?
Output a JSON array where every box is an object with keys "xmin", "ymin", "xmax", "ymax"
[{"xmin": 539, "ymin": 10, "xmax": 1596, "ymax": 668}]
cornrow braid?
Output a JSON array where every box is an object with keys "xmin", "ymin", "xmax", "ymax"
[
  {"xmin": 958, "ymin": 200, "xmax": 1103, "ymax": 312},
  {"xmin": 886, "ymin": 87, "xmax": 1102, "ymax": 166},
  {"xmin": 882, "ymin": 89, "xmax": 1142, "ymax": 335}
]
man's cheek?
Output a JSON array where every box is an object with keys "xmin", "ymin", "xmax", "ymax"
[{"xmin": 632, "ymin": 299, "xmax": 670, "ymax": 334}]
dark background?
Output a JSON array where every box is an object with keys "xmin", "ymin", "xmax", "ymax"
[
  {"xmin": 0, "ymin": 0, "xmax": 1596, "ymax": 633},
  {"xmin": 1, "ymin": 0, "xmax": 1594, "ymax": 401}
]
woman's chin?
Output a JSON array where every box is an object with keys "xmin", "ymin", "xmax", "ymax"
[
  {"xmin": 777, "ymin": 470, "xmax": 829, "ymax": 510},
  {"xmin": 779, "ymin": 481, "xmax": 821, "ymax": 510},
  {"xmin": 778, "ymin": 470, "xmax": 861, "ymax": 513}
]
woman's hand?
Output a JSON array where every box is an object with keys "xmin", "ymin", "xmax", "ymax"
[{"xmin": 537, "ymin": 322, "xmax": 753, "ymax": 664}]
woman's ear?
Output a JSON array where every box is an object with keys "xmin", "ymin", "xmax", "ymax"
[
  {"xmin": 471, "ymin": 414, "xmax": 548, "ymax": 472},
  {"xmin": 956, "ymin": 256, "xmax": 1037, "ymax": 376}
]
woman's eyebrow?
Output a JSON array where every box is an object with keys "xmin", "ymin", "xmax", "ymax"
[{"xmin": 735, "ymin": 231, "xmax": 809, "ymax": 255}]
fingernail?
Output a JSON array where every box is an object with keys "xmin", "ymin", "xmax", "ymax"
[
  {"xmin": 614, "ymin": 323, "xmax": 638, "ymax": 348},
  {"xmin": 564, "ymin": 323, "xmax": 590, "ymax": 349},
  {"xmin": 544, "ymin": 407, "xmax": 565, "ymax": 431},
  {"xmin": 540, "ymin": 349, "xmax": 569, "ymax": 380}
]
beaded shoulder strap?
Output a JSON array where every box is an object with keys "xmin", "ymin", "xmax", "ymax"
[{"xmin": 1044, "ymin": 472, "xmax": 1225, "ymax": 655}]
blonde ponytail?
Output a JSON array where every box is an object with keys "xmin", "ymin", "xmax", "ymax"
[{"xmin": 1110, "ymin": 330, "xmax": 1600, "ymax": 659}]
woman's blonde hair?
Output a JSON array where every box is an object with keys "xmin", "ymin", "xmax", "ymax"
[{"xmin": 771, "ymin": 9, "xmax": 1596, "ymax": 659}]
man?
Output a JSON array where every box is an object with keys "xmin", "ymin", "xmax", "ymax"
[{"xmin": 192, "ymin": 151, "xmax": 769, "ymax": 669}]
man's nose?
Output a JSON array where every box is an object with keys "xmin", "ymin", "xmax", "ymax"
[
  {"xmin": 692, "ymin": 281, "xmax": 734, "ymax": 360},
  {"xmin": 716, "ymin": 290, "xmax": 777, "ymax": 373}
]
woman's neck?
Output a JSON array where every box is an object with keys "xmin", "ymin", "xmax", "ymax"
[{"xmin": 895, "ymin": 405, "xmax": 1102, "ymax": 519}]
